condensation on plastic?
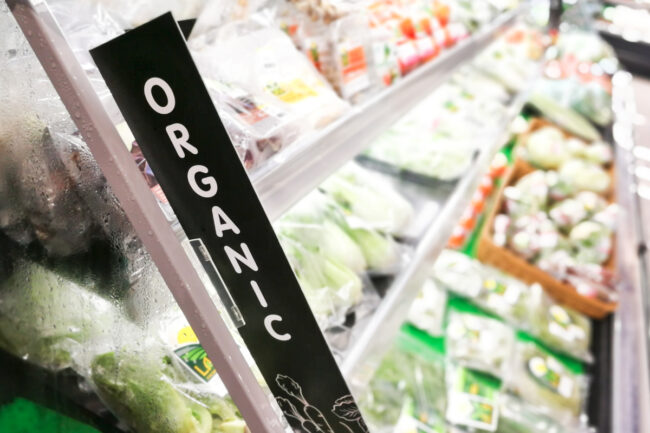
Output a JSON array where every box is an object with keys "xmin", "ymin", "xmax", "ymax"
[{"xmin": 0, "ymin": 5, "xmax": 250, "ymax": 433}]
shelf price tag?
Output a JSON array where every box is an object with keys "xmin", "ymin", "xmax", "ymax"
[{"xmin": 91, "ymin": 13, "xmax": 368, "ymax": 433}]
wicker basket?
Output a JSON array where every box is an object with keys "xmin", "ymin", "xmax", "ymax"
[{"xmin": 477, "ymin": 124, "xmax": 618, "ymax": 318}]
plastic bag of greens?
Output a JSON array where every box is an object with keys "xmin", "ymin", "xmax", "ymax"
[
  {"xmin": 559, "ymin": 159, "xmax": 611, "ymax": 195},
  {"xmin": 528, "ymin": 284, "xmax": 593, "ymax": 363},
  {"xmin": 474, "ymin": 267, "xmax": 533, "ymax": 326},
  {"xmin": 445, "ymin": 364, "xmax": 500, "ymax": 432},
  {"xmin": 503, "ymin": 341, "xmax": 589, "ymax": 425},
  {"xmin": 407, "ymin": 279, "xmax": 448, "ymax": 337},
  {"xmin": 523, "ymin": 125, "xmax": 570, "ymax": 170},
  {"xmin": 278, "ymin": 233, "xmax": 363, "ymax": 327},
  {"xmin": 91, "ymin": 346, "xmax": 245, "ymax": 433},
  {"xmin": 432, "ymin": 250, "xmax": 483, "ymax": 299},
  {"xmin": 0, "ymin": 261, "xmax": 124, "ymax": 371},
  {"xmin": 360, "ymin": 332, "xmax": 447, "ymax": 432},
  {"xmin": 320, "ymin": 162, "xmax": 414, "ymax": 237},
  {"xmin": 569, "ymin": 221, "xmax": 613, "ymax": 265},
  {"xmin": 445, "ymin": 311, "xmax": 515, "ymax": 379}
]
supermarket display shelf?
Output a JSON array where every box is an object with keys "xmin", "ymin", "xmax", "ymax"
[
  {"xmin": 251, "ymin": 6, "xmax": 525, "ymax": 221},
  {"xmin": 341, "ymin": 85, "xmax": 534, "ymax": 381}
]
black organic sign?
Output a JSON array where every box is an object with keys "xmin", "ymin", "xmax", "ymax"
[{"xmin": 90, "ymin": 13, "xmax": 367, "ymax": 433}]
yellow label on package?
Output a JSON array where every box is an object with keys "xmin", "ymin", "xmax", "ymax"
[{"xmin": 266, "ymin": 79, "xmax": 318, "ymax": 103}]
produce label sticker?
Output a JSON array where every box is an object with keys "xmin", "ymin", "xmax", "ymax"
[{"xmin": 90, "ymin": 13, "xmax": 368, "ymax": 433}]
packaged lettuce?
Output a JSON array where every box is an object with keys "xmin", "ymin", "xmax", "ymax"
[
  {"xmin": 0, "ymin": 261, "xmax": 123, "ymax": 371},
  {"xmin": 320, "ymin": 162, "xmax": 414, "ymax": 236},
  {"xmin": 524, "ymin": 126, "xmax": 569, "ymax": 170},
  {"xmin": 277, "ymin": 191, "xmax": 367, "ymax": 273},
  {"xmin": 278, "ymin": 234, "xmax": 362, "ymax": 325},
  {"xmin": 445, "ymin": 311, "xmax": 515, "ymax": 379},
  {"xmin": 475, "ymin": 268, "xmax": 532, "ymax": 326},
  {"xmin": 528, "ymin": 284, "xmax": 593, "ymax": 362},
  {"xmin": 360, "ymin": 333, "xmax": 446, "ymax": 431},
  {"xmin": 432, "ymin": 250, "xmax": 483, "ymax": 299},
  {"xmin": 445, "ymin": 364, "xmax": 500, "ymax": 432},
  {"xmin": 559, "ymin": 160, "xmax": 611, "ymax": 194},
  {"xmin": 407, "ymin": 279, "xmax": 448, "ymax": 337},
  {"xmin": 91, "ymin": 348, "xmax": 245, "ymax": 433},
  {"xmin": 504, "ymin": 341, "xmax": 588, "ymax": 424},
  {"xmin": 569, "ymin": 221, "xmax": 612, "ymax": 265}
]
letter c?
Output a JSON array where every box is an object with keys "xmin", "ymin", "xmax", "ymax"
[{"xmin": 264, "ymin": 314, "xmax": 291, "ymax": 341}]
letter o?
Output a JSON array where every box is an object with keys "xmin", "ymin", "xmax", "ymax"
[
  {"xmin": 188, "ymin": 165, "xmax": 218, "ymax": 198},
  {"xmin": 264, "ymin": 315, "xmax": 291, "ymax": 341},
  {"xmin": 144, "ymin": 77, "xmax": 175, "ymax": 114}
]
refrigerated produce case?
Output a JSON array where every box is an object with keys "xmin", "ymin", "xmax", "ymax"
[{"xmin": 1, "ymin": 1, "xmax": 649, "ymax": 433}]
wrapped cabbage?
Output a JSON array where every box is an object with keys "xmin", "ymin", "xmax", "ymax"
[
  {"xmin": 320, "ymin": 162, "xmax": 414, "ymax": 236},
  {"xmin": 528, "ymin": 284, "xmax": 592, "ymax": 362},
  {"xmin": 496, "ymin": 394, "xmax": 588, "ymax": 433},
  {"xmin": 503, "ymin": 171, "xmax": 549, "ymax": 218},
  {"xmin": 277, "ymin": 191, "xmax": 367, "ymax": 273},
  {"xmin": 569, "ymin": 221, "xmax": 612, "ymax": 265},
  {"xmin": 549, "ymin": 199, "xmax": 587, "ymax": 231},
  {"xmin": 559, "ymin": 160, "xmax": 610, "ymax": 194},
  {"xmin": 407, "ymin": 279, "xmax": 448, "ymax": 337},
  {"xmin": 279, "ymin": 234, "xmax": 362, "ymax": 323},
  {"xmin": 524, "ymin": 126, "xmax": 569, "ymax": 169},
  {"xmin": 91, "ymin": 350, "xmax": 245, "ymax": 433},
  {"xmin": 432, "ymin": 250, "xmax": 483, "ymax": 298},
  {"xmin": 445, "ymin": 364, "xmax": 500, "ymax": 432},
  {"xmin": 504, "ymin": 341, "xmax": 588, "ymax": 424},
  {"xmin": 360, "ymin": 333, "xmax": 446, "ymax": 431},
  {"xmin": 0, "ymin": 261, "xmax": 122, "ymax": 370},
  {"xmin": 445, "ymin": 311, "xmax": 515, "ymax": 378}
]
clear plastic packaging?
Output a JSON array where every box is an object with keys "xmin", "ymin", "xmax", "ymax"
[
  {"xmin": 503, "ymin": 341, "xmax": 589, "ymax": 426},
  {"xmin": 445, "ymin": 311, "xmax": 515, "ymax": 379},
  {"xmin": 192, "ymin": 25, "xmax": 349, "ymax": 133},
  {"xmin": 407, "ymin": 279, "xmax": 448, "ymax": 337},
  {"xmin": 320, "ymin": 162, "xmax": 415, "ymax": 237},
  {"xmin": 445, "ymin": 363, "xmax": 501, "ymax": 432}
]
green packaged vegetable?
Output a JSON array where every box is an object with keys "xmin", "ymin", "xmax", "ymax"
[
  {"xmin": 91, "ymin": 350, "xmax": 245, "ymax": 433},
  {"xmin": 504, "ymin": 341, "xmax": 588, "ymax": 425},
  {"xmin": 528, "ymin": 284, "xmax": 593, "ymax": 362},
  {"xmin": 445, "ymin": 311, "xmax": 515, "ymax": 379},
  {"xmin": 445, "ymin": 364, "xmax": 500, "ymax": 432}
]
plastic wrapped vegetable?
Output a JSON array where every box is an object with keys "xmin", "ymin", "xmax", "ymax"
[
  {"xmin": 445, "ymin": 311, "xmax": 515, "ymax": 378},
  {"xmin": 360, "ymin": 333, "xmax": 446, "ymax": 431},
  {"xmin": 569, "ymin": 221, "xmax": 613, "ymax": 265},
  {"xmin": 0, "ymin": 261, "xmax": 122, "ymax": 370},
  {"xmin": 320, "ymin": 162, "xmax": 414, "ymax": 236},
  {"xmin": 432, "ymin": 250, "xmax": 483, "ymax": 299},
  {"xmin": 445, "ymin": 364, "xmax": 500, "ymax": 432},
  {"xmin": 475, "ymin": 268, "xmax": 532, "ymax": 326},
  {"xmin": 524, "ymin": 126, "xmax": 569, "ymax": 169},
  {"xmin": 278, "ymin": 234, "xmax": 362, "ymax": 325},
  {"xmin": 504, "ymin": 341, "xmax": 588, "ymax": 424},
  {"xmin": 549, "ymin": 199, "xmax": 587, "ymax": 231},
  {"xmin": 503, "ymin": 171, "xmax": 549, "ymax": 218},
  {"xmin": 528, "ymin": 284, "xmax": 592, "ymax": 362},
  {"xmin": 407, "ymin": 279, "xmax": 448, "ymax": 337},
  {"xmin": 559, "ymin": 159, "xmax": 611, "ymax": 194},
  {"xmin": 91, "ymin": 349, "xmax": 245, "ymax": 433},
  {"xmin": 277, "ymin": 191, "xmax": 367, "ymax": 273}
]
